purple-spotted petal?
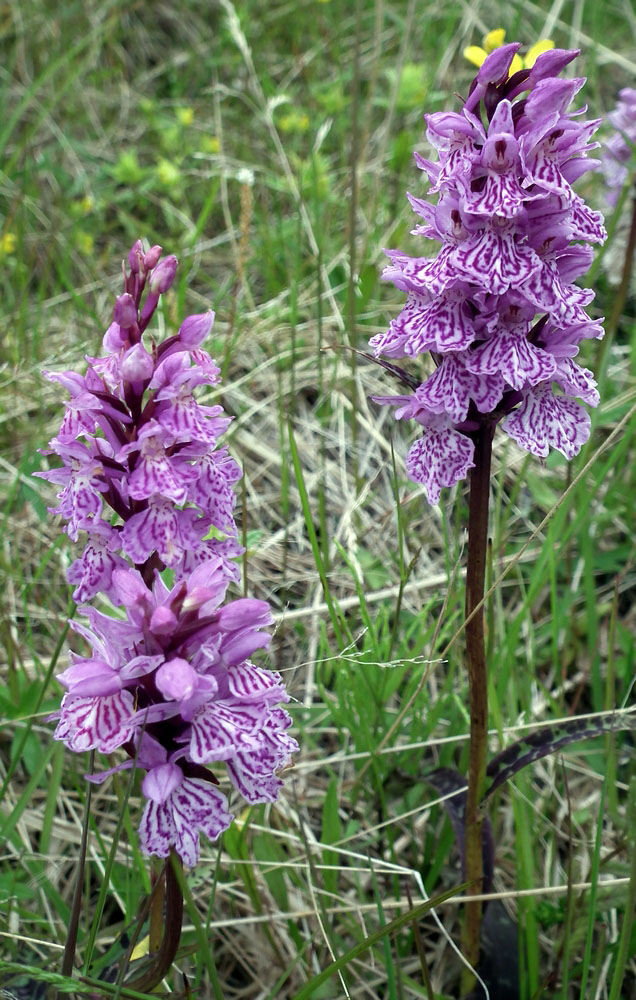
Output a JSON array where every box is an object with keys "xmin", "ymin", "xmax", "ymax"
[
  {"xmin": 187, "ymin": 701, "xmax": 267, "ymax": 763},
  {"xmin": 402, "ymin": 292, "xmax": 477, "ymax": 356},
  {"xmin": 466, "ymin": 327, "xmax": 557, "ymax": 390},
  {"xmin": 415, "ymin": 355, "xmax": 504, "ymax": 421},
  {"xmin": 451, "ymin": 227, "xmax": 541, "ymax": 294},
  {"xmin": 553, "ymin": 357, "xmax": 599, "ymax": 405},
  {"xmin": 66, "ymin": 529, "xmax": 127, "ymax": 603},
  {"xmin": 54, "ymin": 690, "xmax": 136, "ymax": 753},
  {"xmin": 187, "ymin": 448, "xmax": 241, "ymax": 530},
  {"xmin": 226, "ymin": 709, "xmax": 298, "ymax": 804},
  {"xmin": 139, "ymin": 768, "xmax": 233, "ymax": 866},
  {"xmin": 225, "ymin": 662, "xmax": 288, "ymax": 704},
  {"xmin": 121, "ymin": 498, "xmax": 209, "ymax": 567},
  {"xmin": 404, "ymin": 417, "xmax": 475, "ymax": 504},
  {"xmin": 519, "ymin": 258, "xmax": 594, "ymax": 325},
  {"xmin": 502, "ymin": 384, "xmax": 590, "ymax": 458}
]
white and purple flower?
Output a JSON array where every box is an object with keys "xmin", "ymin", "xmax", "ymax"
[
  {"xmin": 38, "ymin": 243, "xmax": 297, "ymax": 866},
  {"xmin": 372, "ymin": 44, "xmax": 606, "ymax": 503},
  {"xmin": 601, "ymin": 87, "xmax": 636, "ymax": 206}
]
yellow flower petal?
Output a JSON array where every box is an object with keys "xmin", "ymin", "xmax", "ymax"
[
  {"xmin": 510, "ymin": 54, "xmax": 524, "ymax": 75},
  {"xmin": 524, "ymin": 39, "xmax": 555, "ymax": 68},
  {"xmin": 176, "ymin": 107, "xmax": 194, "ymax": 126},
  {"xmin": 201, "ymin": 136, "xmax": 220, "ymax": 154},
  {"xmin": 156, "ymin": 159, "xmax": 181, "ymax": 186},
  {"xmin": 76, "ymin": 232, "xmax": 94, "ymax": 255},
  {"xmin": 1, "ymin": 232, "xmax": 16, "ymax": 254},
  {"xmin": 483, "ymin": 29, "xmax": 506, "ymax": 52},
  {"xmin": 464, "ymin": 45, "xmax": 488, "ymax": 68}
]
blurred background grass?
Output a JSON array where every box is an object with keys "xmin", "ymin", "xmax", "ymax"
[{"xmin": 1, "ymin": 0, "xmax": 635, "ymax": 997}]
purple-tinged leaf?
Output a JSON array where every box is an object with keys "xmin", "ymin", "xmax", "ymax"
[
  {"xmin": 483, "ymin": 713, "xmax": 636, "ymax": 801},
  {"xmin": 425, "ymin": 767, "xmax": 495, "ymax": 895}
]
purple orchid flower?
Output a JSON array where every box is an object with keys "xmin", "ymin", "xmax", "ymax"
[
  {"xmin": 371, "ymin": 47, "xmax": 606, "ymax": 504},
  {"xmin": 37, "ymin": 243, "xmax": 297, "ymax": 866},
  {"xmin": 601, "ymin": 87, "xmax": 636, "ymax": 206}
]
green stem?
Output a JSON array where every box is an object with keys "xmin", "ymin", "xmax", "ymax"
[{"xmin": 461, "ymin": 422, "xmax": 493, "ymax": 988}]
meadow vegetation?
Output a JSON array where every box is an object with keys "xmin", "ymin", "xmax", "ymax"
[{"xmin": 1, "ymin": 1, "xmax": 635, "ymax": 997}]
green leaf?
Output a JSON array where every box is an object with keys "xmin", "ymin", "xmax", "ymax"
[
  {"xmin": 10, "ymin": 729, "xmax": 42, "ymax": 777},
  {"xmin": 321, "ymin": 777, "xmax": 342, "ymax": 897}
]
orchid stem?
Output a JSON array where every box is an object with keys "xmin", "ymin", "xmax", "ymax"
[
  {"xmin": 55, "ymin": 750, "xmax": 95, "ymax": 999},
  {"xmin": 125, "ymin": 851, "xmax": 184, "ymax": 992},
  {"xmin": 461, "ymin": 421, "xmax": 493, "ymax": 992}
]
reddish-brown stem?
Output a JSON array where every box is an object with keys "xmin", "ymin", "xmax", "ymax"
[
  {"xmin": 461, "ymin": 422, "xmax": 493, "ymax": 990},
  {"xmin": 57, "ymin": 751, "xmax": 95, "ymax": 998}
]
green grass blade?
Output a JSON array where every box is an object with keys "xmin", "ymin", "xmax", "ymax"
[
  {"xmin": 290, "ymin": 882, "xmax": 470, "ymax": 1000},
  {"xmin": 287, "ymin": 417, "xmax": 347, "ymax": 647}
]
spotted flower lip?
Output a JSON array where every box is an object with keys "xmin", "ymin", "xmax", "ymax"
[
  {"xmin": 371, "ymin": 45, "xmax": 605, "ymax": 504},
  {"xmin": 38, "ymin": 241, "xmax": 298, "ymax": 866}
]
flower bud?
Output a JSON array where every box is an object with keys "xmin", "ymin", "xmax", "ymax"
[
  {"xmin": 144, "ymin": 245, "xmax": 163, "ymax": 270},
  {"xmin": 150, "ymin": 605, "xmax": 178, "ymax": 636},
  {"xmin": 149, "ymin": 255, "xmax": 178, "ymax": 294},
  {"xmin": 121, "ymin": 343, "xmax": 154, "ymax": 382},
  {"xmin": 217, "ymin": 599, "xmax": 273, "ymax": 631},
  {"xmin": 128, "ymin": 240, "xmax": 144, "ymax": 273},
  {"xmin": 113, "ymin": 293, "xmax": 138, "ymax": 329},
  {"xmin": 57, "ymin": 660, "xmax": 122, "ymax": 697},
  {"xmin": 178, "ymin": 311, "xmax": 215, "ymax": 348},
  {"xmin": 477, "ymin": 42, "xmax": 521, "ymax": 84}
]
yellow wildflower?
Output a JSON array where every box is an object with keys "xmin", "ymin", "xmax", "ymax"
[
  {"xmin": 525, "ymin": 39, "xmax": 555, "ymax": 68},
  {"xmin": 156, "ymin": 159, "xmax": 181, "ymax": 187},
  {"xmin": 484, "ymin": 28, "xmax": 506, "ymax": 51},
  {"xmin": 0, "ymin": 232, "xmax": 16, "ymax": 254},
  {"xmin": 201, "ymin": 135, "xmax": 220, "ymax": 154},
  {"xmin": 464, "ymin": 30, "xmax": 554, "ymax": 77},
  {"xmin": 75, "ymin": 232, "xmax": 94, "ymax": 256},
  {"xmin": 278, "ymin": 109, "xmax": 310, "ymax": 134},
  {"xmin": 176, "ymin": 107, "xmax": 194, "ymax": 126}
]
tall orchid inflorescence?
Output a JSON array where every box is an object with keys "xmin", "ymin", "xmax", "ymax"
[
  {"xmin": 37, "ymin": 242, "xmax": 297, "ymax": 867},
  {"xmin": 370, "ymin": 43, "xmax": 606, "ymax": 504},
  {"xmin": 601, "ymin": 87, "xmax": 636, "ymax": 205}
]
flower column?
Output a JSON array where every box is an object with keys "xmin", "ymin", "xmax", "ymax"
[{"xmin": 370, "ymin": 43, "xmax": 606, "ymax": 978}]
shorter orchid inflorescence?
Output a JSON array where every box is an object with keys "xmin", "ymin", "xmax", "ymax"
[
  {"xmin": 37, "ymin": 242, "xmax": 297, "ymax": 866},
  {"xmin": 371, "ymin": 43, "xmax": 606, "ymax": 504},
  {"xmin": 601, "ymin": 87, "xmax": 636, "ymax": 205}
]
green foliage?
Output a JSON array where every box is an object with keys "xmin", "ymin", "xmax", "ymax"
[{"xmin": 1, "ymin": 0, "xmax": 636, "ymax": 997}]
